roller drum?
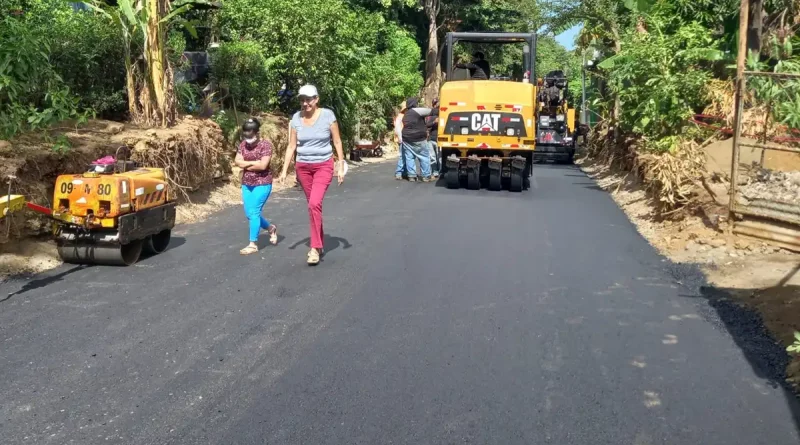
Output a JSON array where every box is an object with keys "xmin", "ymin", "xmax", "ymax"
[
  {"xmin": 57, "ymin": 239, "xmax": 143, "ymax": 266},
  {"xmin": 143, "ymin": 229, "xmax": 171, "ymax": 255}
]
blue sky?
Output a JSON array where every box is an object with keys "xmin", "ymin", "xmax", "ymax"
[{"xmin": 555, "ymin": 24, "xmax": 581, "ymax": 50}]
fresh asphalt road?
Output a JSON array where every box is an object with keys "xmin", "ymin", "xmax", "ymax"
[{"xmin": 1, "ymin": 160, "xmax": 799, "ymax": 445}]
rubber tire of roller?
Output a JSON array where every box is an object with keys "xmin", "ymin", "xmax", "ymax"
[
  {"xmin": 445, "ymin": 168, "xmax": 460, "ymax": 189},
  {"xmin": 144, "ymin": 229, "xmax": 171, "ymax": 255},
  {"xmin": 488, "ymin": 167, "xmax": 502, "ymax": 191},
  {"xmin": 466, "ymin": 166, "xmax": 480, "ymax": 190},
  {"xmin": 509, "ymin": 169, "xmax": 523, "ymax": 192}
]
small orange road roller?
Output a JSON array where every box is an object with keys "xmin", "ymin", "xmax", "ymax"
[{"xmin": 1, "ymin": 148, "xmax": 177, "ymax": 266}]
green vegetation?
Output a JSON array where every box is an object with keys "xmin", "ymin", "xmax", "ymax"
[
  {"xmin": 27, "ymin": 0, "xmax": 800, "ymax": 155},
  {"xmin": 0, "ymin": 0, "xmax": 429, "ymax": 144},
  {"xmin": 0, "ymin": 0, "xmax": 107, "ymax": 139},
  {"xmin": 209, "ymin": 40, "xmax": 277, "ymax": 114},
  {"xmin": 789, "ymin": 331, "xmax": 800, "ymax": 354},
  {"xmin": 215, "ymin": 0, "xmax": 423, "ymax": 142},
  {"xmin": 1, "ymin": 0, "xmax": 584, "ymax": 146},
  {"xmin": 548, "ymin": 0, "xmax": 799, "ymax": 153}
]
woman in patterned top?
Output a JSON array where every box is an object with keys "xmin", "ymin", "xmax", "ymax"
[{"xmin": 235, "ymin": 118, "xmax": 278, "ymax": 255}]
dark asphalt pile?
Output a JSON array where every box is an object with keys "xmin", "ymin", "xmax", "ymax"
[{"xmin": 1, "ymin": 162, "xmax": 799, "ymax": 444}]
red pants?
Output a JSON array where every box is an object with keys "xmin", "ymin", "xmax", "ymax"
[{"xmin": 295, "ymin": 159, "xmax": 333, "ymax": 249}]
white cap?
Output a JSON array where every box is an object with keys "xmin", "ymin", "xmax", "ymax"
[{"xmin": 298, "ymin": 84, "xmax": 318, "ymax": 97}]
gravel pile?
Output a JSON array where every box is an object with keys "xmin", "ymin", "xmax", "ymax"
[{"xmin": 740, "ymin": 170, "xmax": 800, "ymax": 204}]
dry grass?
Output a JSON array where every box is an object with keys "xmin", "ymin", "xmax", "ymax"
[
  {"xmin": 584, "ymin": 120, "xmax": 707, "ymax": 218},
  {"xmin": 703, "ymin": 79, "xmax": 735, "ymax": 124},
  {"xmin": 634, "ymin": 142, "xmax": 706, "ymax": 212},
  {"xmin": 128, "ymin": 117, "xmax": 227, "ymax": 200},
  {"xmin": 701, "ymin": 77, "xmax": 792, "ymax": 141}
]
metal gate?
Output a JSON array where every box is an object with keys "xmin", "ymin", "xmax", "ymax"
[{"xmin": 729, "ymin": 71, "xmax": 800, "ymax": 251}]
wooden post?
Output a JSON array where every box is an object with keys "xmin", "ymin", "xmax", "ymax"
[{"xmin": 729, "ymin": 0, "xmax": 749, "ymax": 218}]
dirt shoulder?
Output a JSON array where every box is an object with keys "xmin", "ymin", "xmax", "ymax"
[{"xmin": 578, "ymin": 155, "xmax": 800, "ymax": 388}]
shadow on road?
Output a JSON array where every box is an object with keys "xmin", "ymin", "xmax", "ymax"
[
  {"xmin": 168, "ymin": 236, "xmax": 187, "ymax": 250},
  {"xmin": 288, "ymin": 235, "xmax": 353, "ymax": 254},
  {"xmin": 257, "ymin": 234, "xmax": 287, "ymax": 250},
  {"xmin": 682, "ymin": 263, "xmax": 800, "ymax": 434},
  {"xmin": 532, "ymin": 163, "xmax": 580, "ymax": 170},
  {"xmin": 575, "ymin": 183, "xmax": 607, "ymax": 192},
  {"xmin": 428, "ymin": 162, "xmax": 582, "ymax": 190},
  {"xmin": 139, "ymin": 236, "xmax": 188, "ymax": 262},
  {"xmin": 1, "ymin": 265, "xmax": 90, "ymax": 302}
]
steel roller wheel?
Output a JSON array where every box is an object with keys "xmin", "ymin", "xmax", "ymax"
[
  {"xmin": 58, "ymin": 239, "xmax": 144, "ymax": 266},
  {"xmin": 144, "ymin": 229, "xmax": 172, "ymax": 255}
]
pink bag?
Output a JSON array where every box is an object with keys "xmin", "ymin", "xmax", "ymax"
[{"xmin": 93, "ymin": 155, "xmax": 116, "ymax": 165}]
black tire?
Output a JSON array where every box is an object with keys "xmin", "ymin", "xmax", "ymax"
[
  {"xmin": 445, "ymin": 168, "xmax": 460, "ymax": 189},
  {"xmin": 144, "ymin": 229, "xmax": 171, "ymax": 255},
  {"xmin": 488, "ymin": 167, "xmax": 502, "ymax": 191},
  {"xmin": 466, "ymin": 167, "xmax": 480, "ymax": 190},
  {"xmin": 524, "ymin": 164, "xmax": 531, "ymax": 189},
  {"xmin": 509, "ymin": 169, "xmax": 523, "ymax": 192}
]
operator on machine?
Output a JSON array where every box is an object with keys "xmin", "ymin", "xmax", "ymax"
[{"xmin": 455, "ymin": 52, "xmax": 491, "ymax": 80}]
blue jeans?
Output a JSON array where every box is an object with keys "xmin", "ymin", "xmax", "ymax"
[
  {"xmin": 401, "ymin": 140, "xmax": 432, "ymax": 179},
  {"xmin": 428, "ymin": 140, "xmax": 439, "ymax": 176},
  {"xmin": 395, "ymin": 143, "xmax": 407, "ymax": 177},
  {"xmin": 242, "ymin": 184, "xmax": 272, "ymax": 242}
]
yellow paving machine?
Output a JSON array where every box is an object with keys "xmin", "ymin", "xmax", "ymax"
[
  {"xmin": 534, "ymin": 70, "xmax": 577, "ymax": 164},
  {"xmin": 1, "ymin": 148, "xmax": 176, "ymax": 266}
]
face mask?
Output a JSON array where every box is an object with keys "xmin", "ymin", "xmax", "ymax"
[{"xmin": 244, "ymin": 137, "xmax": 257, "ymax": 144}]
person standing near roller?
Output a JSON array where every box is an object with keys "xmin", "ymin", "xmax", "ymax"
[
  {"xmin": 278, "ymin": 84, "xmax": 345, "ymax": 265},
  {"xmin": 234, "ymin": 118, "xmax": 278, "ymax": 255},
  {"xmin": 394, "ymin": 101, "xmax": 407, "ymax": 180},
  {"xmin": 425, "ymin": 98, "xmax": 440, "ymax": 178},
  {"xmin": 400, "ymin": 97, "xmax": 433, "ymax": 182}
]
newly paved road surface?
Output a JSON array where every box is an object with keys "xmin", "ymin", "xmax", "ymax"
[{"xmin": 2, "ymin": 161, "xmax": 799, "ymax": 444}]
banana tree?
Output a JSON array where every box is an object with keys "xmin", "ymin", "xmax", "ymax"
[{"xmin": 88, "ymin": 0, "xmax": 202, "ymax": 127}]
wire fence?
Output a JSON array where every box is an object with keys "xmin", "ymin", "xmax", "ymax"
[{"xmin": 729, "ymin": 71, "xmax": 800, "ymax": 250}]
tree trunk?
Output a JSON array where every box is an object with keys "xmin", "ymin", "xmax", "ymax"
[
  {"xmin": 147, "ymin": 0, "xmax": 168, "ymax": 126},
  {"xmin": 611, "ymin": 24, "xmax": 622, "ymax": 147},
  {"xmin": 747, "ymin": 0, "xmax": 763, "ymax": 53},
  {"xmin": 112, "ymin": 0, "xmax": 176, "ymax": 126},
  {"xmin": 422, "ymin": 0, "xmax": 441, "ymax": 104},
  {"xmin": 123, "ymin": 42, "xmax": 138, "ymax": 120}
]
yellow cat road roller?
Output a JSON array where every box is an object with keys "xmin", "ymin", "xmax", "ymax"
[
  {"xmin": 438, "ymin": 32, "xmax": 539, "ymax": 192},
  {"xmin": 2, "ymin": 149, "xmax": 177, "ymax": 266}
]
